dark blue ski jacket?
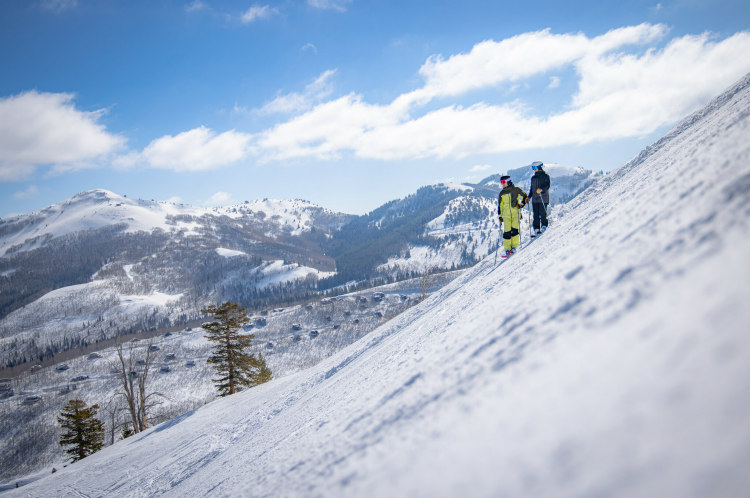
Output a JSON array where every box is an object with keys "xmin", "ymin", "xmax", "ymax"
[{"xmin": 528, "ymin": 168, "xmax": 550, "ymax": 204}]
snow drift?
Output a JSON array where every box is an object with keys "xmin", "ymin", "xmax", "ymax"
[{"xmin": 5, "ymin": 75, "xmax": 750, "ymax": 498}]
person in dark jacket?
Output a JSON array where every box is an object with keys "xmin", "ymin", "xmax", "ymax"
[{"xmin": 528, "ymin": 161, "xmax": 550, "ymax": 236}]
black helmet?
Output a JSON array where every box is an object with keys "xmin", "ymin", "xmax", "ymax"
[{"xmin": 500, "ymin": 175, "xmax": 512, "ymax": 186}]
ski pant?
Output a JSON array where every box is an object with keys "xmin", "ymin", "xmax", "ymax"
[
  {"xmin": 501, "ymin": 208, "xmax": 521, "ymax": 250},
  {"xmin": 532, "ymin": 202, "xmax": 548, "ymax": 231}
]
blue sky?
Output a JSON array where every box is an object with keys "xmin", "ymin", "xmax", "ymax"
[{"xmin": 1, "ymin": 0, "xmax": 749, "ymax": 217}]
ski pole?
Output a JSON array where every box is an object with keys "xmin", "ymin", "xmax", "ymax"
[
  {"xmin": 494, "ymin": 216, "xmax": 500, "ymax": 264},
  {"xmin": 527, "ymin": 201, "xmax": 533, "ymax": 241},
  {"xmin": 540, "ymin": 198, "xmax": 549, "ymax": 229}
]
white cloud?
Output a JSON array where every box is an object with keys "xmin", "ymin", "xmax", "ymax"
[
  {"xmin": 307, "ymin": 0, "xmax": 351, "ymax": 12},
  {"xmin": 165, "ymin": 196, "xmax": 184, "ymax": 204},
  {"xmin": 185, "ymin": 1, "xmax": 208, "ymax": 13},
  {"xmin": 258, "ymin": 69, "xmax": 337, "ymax": 114},
  {"xmin": 548, "ymin": 76, "xmax": 561, "ymax": 89},
  {"xmin": 301, "ymin": 43, "xmax": 318, "ymax": 53},
  {"xmin": 255, "ymin": 26, "xmax": 750, "ymax": 162},
  {"xmin": 409, "ymin": 23, "xmax": 667, "ymax": 105},
  {"xmin": 241, "ymin": 4, "xmax": 277, "ymax": 23},
  {"xmin": 142, "ymin": 126, "xmax": 253, "ymax": 171},
  {"xmin": 207, "ymin": 191, "xmax": 232, "ymax": 206},
  {"xmin": 40, "ymin": 0, "xmax": 77, "ymax": 12},
  {"xmin": 257, "ymin": 93, "xmax": 405, "ymax": 161},
  {"xmin": 12, "ymin": 185, "xmax": 39, "ymax": 200},
  {"xmin": 0, "ymin": 91, "xmax": 125, "ymax": 181}
]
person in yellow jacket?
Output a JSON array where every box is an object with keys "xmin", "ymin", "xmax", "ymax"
[{"xmin": 497, "ymin": 175, "xmax": 528, "ymax": 256}]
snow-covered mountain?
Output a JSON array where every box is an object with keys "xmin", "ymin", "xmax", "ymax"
[
  {"xmin": 478, "ymin": 162, "xmax": 602, "ymax": 205},
  {"xmin": 0, "ymin": 163, "xmax": 597, "ymax": 373},
  {"xmin": 361, "ymin": 164, "xmax": 599, "ymax": 278},
  {"xmin": 0, "ymin": 190, "xmax": 348, "ymax": 256},
  {"xmin": 0, "ymin": 193, "xmax": 355, "ymax": 371},
  {"xmin": 6, "ymin": 74, "xmax": 748, "ymax": 497}
]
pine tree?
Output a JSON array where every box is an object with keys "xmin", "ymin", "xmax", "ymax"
[
  {"xmin": 201, "ymin": 301, "xmax": 272, "ymax": 396},
  {"xmin": 57, "ymin": 399, "xmax": 104, "ymax": 462}
]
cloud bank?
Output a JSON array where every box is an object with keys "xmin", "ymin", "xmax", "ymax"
[
  {"xmin": 255, "ymin": 25, "xmax": 750, "ymax": 162},
  {"xmin": 2, "ymin": 24, "xmax": 748, "ymax": 179},
  {"xmin": 142, "ymin": 126, "xmax": 252, "ymax": 172},
  {"xmin": 0, "ymin": 91, "xmax": 125, "ymax": 180}
]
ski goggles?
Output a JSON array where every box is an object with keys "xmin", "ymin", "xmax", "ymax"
[
  {"xmin": 531, "ymin": 161, "xmax": 543, "ymax": 170},
  {"xmin": 500, "ymin": 178, "xmax": 510, "ymax": 186}
]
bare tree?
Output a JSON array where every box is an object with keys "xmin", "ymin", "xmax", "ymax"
[
  {"xmin": 101, "ymin": 397, "xmax": 127, "ymax": 445},
  {"xmin": 111, "ymin": 339, "xmax": 164, "ymax": 434}
]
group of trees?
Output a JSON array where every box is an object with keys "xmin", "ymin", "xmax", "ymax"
[{"xmin": 56, "ymin": 301, "xmax": 271, "ymax": 464}]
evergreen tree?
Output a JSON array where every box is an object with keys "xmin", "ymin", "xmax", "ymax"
[
  {"xmin": 57, "ymin": 399, "xmax": 104, "ymax": 462},
  {"xmin": 201, "ymin": 301, "xmax": 272, "ymax": 396}
]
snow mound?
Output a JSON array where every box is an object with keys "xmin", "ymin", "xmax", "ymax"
[
  {"xmin": 215, "ymin": 247, "xmax": 247, "ymax": 258},
  {"xmin": 9, "ymin": 75, "xmax": 750, "ymax": 498}
]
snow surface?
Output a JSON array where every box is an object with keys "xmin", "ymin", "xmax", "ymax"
[
  {"xmin": 4, "ymin": 75, "xmax": 749, "ymax": 498},
  {"xmin": 221, "ymin": 198, "xmax": 341, "ymax": 236},
  {"xmin": 0, "ymin": 190, "xmax": 196, "ymax": 255},
  {"xmin": 118, "ymin": 292, "xmax": 184, "ymax": 312},
  {"xmin": 534, "ymin": 162, "xmax": 587, "ymax": 176},
  {"xmin": 215, "ymin": 247, "xmax": 247, "ymax": 258},
  {"xmin": 254, "ymin": 260, "xmax": 335, "ymax": 289}
]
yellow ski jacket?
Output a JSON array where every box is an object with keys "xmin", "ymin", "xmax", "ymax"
[{"xmin": 498, "ymin": 184, "xmax": 528, "ymax": 219}]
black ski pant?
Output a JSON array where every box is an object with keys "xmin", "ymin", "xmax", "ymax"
[{"xmin": 532, "ymin": 202, "xmax": 548, "ymax": 231}]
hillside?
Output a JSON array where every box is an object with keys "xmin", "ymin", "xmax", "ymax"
[
  {"xmin": 0, "ymin": 193, "xmax": 354, "ymax": 372},
  {"xmin": 0, "ymin": 281, "xmax": 435, "ymax": 482},
  {"xmin": 5, "ymin": 75, "xmax": 748, "ymax": 497}
]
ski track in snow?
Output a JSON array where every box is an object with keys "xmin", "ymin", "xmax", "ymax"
[{"xmin": 4, "ymin": 75, "xmax": 750, "ymax": 498}]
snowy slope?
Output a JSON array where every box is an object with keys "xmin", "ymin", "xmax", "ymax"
[
  {"xmin": 223, "ymin": 198, "xmax": 348, "ymax": 236},
  {"xmin": 5, "ymin": 74, "xmax": 750, "ymax": 498}
]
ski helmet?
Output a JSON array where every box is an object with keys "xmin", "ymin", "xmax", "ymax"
[
  {"xmin": 531, "ymin": 161, "xmax": 543, "ymax": 170},
  {"xmin": 500, "ymin": 175, "xmax": 511, "ymax": 186}
]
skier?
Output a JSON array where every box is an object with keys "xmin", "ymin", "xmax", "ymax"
[
  {"xmin": 528, "ymin": 160, "xmax": 550, "ymax": 236},
  {"xmin": 498, "ymin": 175, "xmax": 528, "ymax": 257}
]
